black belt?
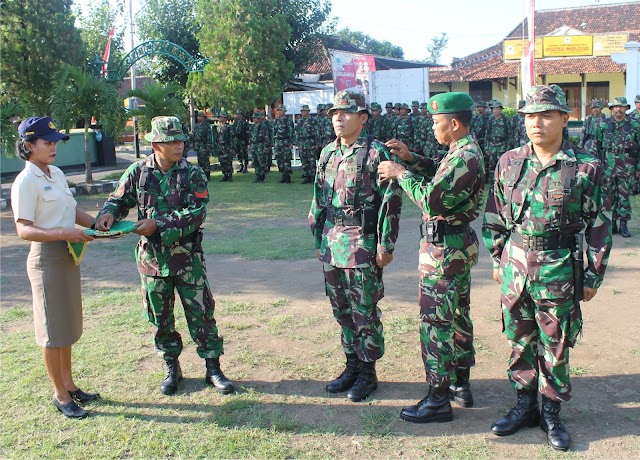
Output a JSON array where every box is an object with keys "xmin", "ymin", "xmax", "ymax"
[
  {"xmin": 510, "ymin": 232, "xmax": 575, "ymax": 251},
  {"xmin": 327, "ymin": 213, "xmax": 362, "ymax": 226},
  {"xmin": 419, "ymin": 221, "xmax": 469, "ymax": 236}
]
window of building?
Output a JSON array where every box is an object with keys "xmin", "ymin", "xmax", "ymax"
[
  {"xmin": 586, "ymin": 82, "xmax": 609, "ymax": 110},
  {"xmin": 469, "ymin": 81, "xmax": 492, "ymax": 103}
]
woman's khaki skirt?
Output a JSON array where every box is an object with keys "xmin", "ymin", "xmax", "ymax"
[{"xmin": 27, "ymin": 241, "xmax": 83, "ymax": 347}]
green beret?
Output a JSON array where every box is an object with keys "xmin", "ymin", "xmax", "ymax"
[{"xmin": 427, "ymin": 92, "xmax": 474, "ymax": 115}]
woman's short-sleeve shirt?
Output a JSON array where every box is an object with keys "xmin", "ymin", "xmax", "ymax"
[{"xmin": 11, "ymin": 162, "xmax": 77, "ymax": 229}]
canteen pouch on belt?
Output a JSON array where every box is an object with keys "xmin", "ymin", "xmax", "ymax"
[{"xmin": 573, "ymin": 233, "xmax": 584, "ymax": 302}]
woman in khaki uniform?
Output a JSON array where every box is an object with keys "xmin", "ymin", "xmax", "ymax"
[{"xmin": 11, "ymin": 117, "xmax": 99, "ymax": 419}]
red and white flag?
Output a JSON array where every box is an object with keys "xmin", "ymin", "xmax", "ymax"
[
  {"xmin": 521, "ymin": 0, "xmax": 535, "ymax": 98},
  {"xmin": 101, "ymin": 27, "xmax": 115, "ymax": 77}
]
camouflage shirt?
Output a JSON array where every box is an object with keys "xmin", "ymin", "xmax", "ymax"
[
  {"xmin": 511, "ymin": 113, "xmax": 528, "ymax": 148},
  {"xmin": 591, "ymin": 116, "xmax": 640, "ymax": 177},
  {"xmin": 393, "ymin": 116, "xmax": 414, "ymax": 150},
  {"xmin": 482, "ymin": 140, "xmax": 612, "ymax": 288},
  {"xmin": 295, "ymin": 116, "xmax": 318, "ymax": 146},
  {"xmin": 317, "ymin": 115, "xmax": 335, "ymax": 146},
  {"xmin": 272, "ymin": 116, "xmax": 294, "ymax": 142},
  {"xmin": 580, "ymin": 114, "xmax": 606, "ymax": 150},
  {"xmin": 485, "ymin": 115, "xmax": 513, "ymax": 153},
  {"xmin": 471, "ymin": 112, "xmax": 490, "ymax": 146},
  {"xmin": 249, "ymin": 122, "xmax": 272, "ymax": 149},
  {"xmin": 309, "ymin": 133, "xmax": 403, "ymax": 268},
  {"xmin": 216, "ymin": 123, "xmax": 232, "ymax": 149},
  {"xmin": 231, "ymin": 118, "xmax": 249, "ymax": 146},
  {"xmin": 97, "ymin": 155, "xmax": 209, "ymax": 277},
  {"xmin": 367, "ymin": 114, "xmax": 385, "ymax": 140},
  {"xmin": 194, "ymin": 120, "xmax": 212, "ymax": 148}
]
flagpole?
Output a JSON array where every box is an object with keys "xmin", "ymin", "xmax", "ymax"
[{"xmin": 129, "ymin": 0, "xmax": 140, "ymax": 158}]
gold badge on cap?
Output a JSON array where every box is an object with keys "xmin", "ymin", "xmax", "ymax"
[
  {"xmin": 431, "ymin": 101, "xmax": 439, "ymax": 111},
  {"xmin": 48, "ymin": 121, "xmax": 56, "ymax": 129}
]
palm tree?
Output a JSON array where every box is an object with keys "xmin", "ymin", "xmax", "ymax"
[
  {"xmin": 127, "ymin": 81, "xmax": 186, "ymax": 135},
  {"xmin": 50, "ymin": 65, "xmax": 126, "ymax": 183}
]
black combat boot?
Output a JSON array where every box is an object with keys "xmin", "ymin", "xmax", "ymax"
[
  {"xmin": 279, "ymin": 173, "xmax": 287, "ymax": 183},
  {"xmin": 326, "ymin": 353, "xmax": 361, "ymax": 393},
  {"xmin": 227, "ymin": 174, "xmax": 232, "ymax": 182},
  {"xmin": 491, "ymin": 389, "xmax": 539, "ymax": 436},
  {"xmin": 252, "ymin": 175, "xmax": 262, "ymax": 183},
  {"xmin": 449, "ymin": 367, "xmax": 474, "ymax": 408},
  {"xmin": 540, "ymin": 396, "xmax": 571, "ymax": 451},
  {"xmin": 242, "ymin": 160, "xmax": 249, "ymax": 173},
  {"xmin": 160, "ymin": 357, "xmax": 182, "ymax": 395},
  {"xmin": 284, "ymin": 173, "xmax": 291, "ymax": 183},
  {"xmin": 619, "ymin": 220, "xmax": 631, "ymax": 238},
  {"xmin": 205, "ymin": 358, "xmax": 235, "ymax": 394},
  {"xmin": 219, "ymin": 174, "xmax": 229, "ymax": 182},
  {"xmin": 612, "ymin": 219, "xmax": 619, "ymax": 234},
  {"xmin": 400, "ymin": 385, "xmax": 453, "ymax": 423},
  {"xmin": 347, "ymin": 360, "xmax": 378, "ymax": 402}
]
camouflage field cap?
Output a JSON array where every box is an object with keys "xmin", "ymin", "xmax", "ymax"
[
  {"xmin": 427, "ymin": 92, "xmax": 474, "ymax": 114},
  {"xmin": 144, "ymin": 116, "xmax": 187, "ymax": 142},
  {"xmin": 300, "ymin": 104, "xmax": 310, "ymax": 111},
  {"xmin": 492, "ymin": 100, "xmax": 504, "ymax": 108},
  {"xmin": 393, "ymin": 102, "xmax": 402, "ymax": 109},
  {"xmin": 419, "ymin": 102, "xmax": 428, "ymax": 109},
  {"xmin": 400, "ymin": 103, "xmax": 410, "ymax": 111},
  {"xmin": 519, "ymin": 85, "xmax": 572, "ymax": 114},
  {"xmin": 518, "ymin": 100, "xmax": 526, "ymax": 109},
  {"xmin": 385, "ymin": 102, "xmax": 393, "ymax": 108},
  {"xmin": 219, "ymin": 110, "xmax": 228, "ymax": 118},
  {"xmin": 316, "ymin": 104, "xmax": 324, "ymax": 111},
  {"xmin": 608, "ymin": 96, "xmax": 630, "ymax": 108},
  {"xmin": 252, "ymin": 110, "xmax": 265, "ymax": 118},
  {"xmin": 327, "ymin": 90, "xmax": 369, "ymax": 115},
  {"xmin": 635, "ymin": 95, "xmax": 640, "ymax": 103},
  {"xmin": 371, "ymin": 102, "xmax": 382, "ymax": 111},
  {"xmin": 411, "ymin": 100, "xmax": 419, "ymax": 107},
  {"xmin": 277, "ymin": 104, "xmax": 287, "ymax": 111},
  {"xmin": 476, "ymin": 101, "xmax": 487, "ymax": 108},
  {"xmin": 590, "ymin": 100, "xmax": 604, "ymax": 109},
  {"xmin": 325, "ymin": 103, "xmax": 333, "ymax": 111},
  {"xmin": 197, "ymin": 110, "xmax": 205, "ymax": 117}
]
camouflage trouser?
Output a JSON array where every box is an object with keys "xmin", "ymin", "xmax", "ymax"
[
  {"xmin": 140, "ymin": 256, "xmax": 223, "ymax": 360},
  {"xmin": 299, "ymin": 146, "xmax": 317, "ymax": 178},
  {"xmin": 419, "ymin": 270, "xmax": 474, "ymax": 388},
  {"xmin": 274, "ymin": 141, "xmax": 292, "ymax": 175},
  {"xmin": 251, "ymin": 145, "xmax": 270, "ymax": 177},
  {"xmin": 218, "ymin": 147, "xmax": 234, "ymax": 176},
  {"xmin": 196, "ymin": 146, "xmax": 211, "ymax": 177},
  {"xmin": 234, "ymin": 142, "xmax": 248, "ymax": 163},
  {"xmin": 607, "ymin": 174, "xmax": 633, "ymax": 220},
  {"xmin": 485, "ymin": 148, "xmax": 502, "ymax": 182},
  {"xmin": 323, "ymin": 262, "xmax": 385, "ymax": 362},
  {"xmin": 500, "ymin": 242, "xmax": 582, "ymax": 401}
]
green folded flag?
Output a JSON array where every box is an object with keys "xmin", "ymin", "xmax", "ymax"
[
  {"xmin": 85, "ymin": 220, "xmax": 138, "ymax": 238},
  {"xmin": 67, "ymin": 242, "xmax": 87, "ymax": 265}
]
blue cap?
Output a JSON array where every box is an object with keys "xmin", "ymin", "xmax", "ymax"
[{"xmin": 18, "ymin": 117, "xmax": 69, "ymax": 141}]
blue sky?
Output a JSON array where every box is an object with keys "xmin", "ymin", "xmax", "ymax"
[{"xmin": 77, "ymin": 0, "xmax": 639, "ymax": 65}]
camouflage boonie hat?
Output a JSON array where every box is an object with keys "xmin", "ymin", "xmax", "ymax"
[
  {"xmin": 519, "ymin": 85, "xmax": 572, "ymax": 113},
  {"xmin": 252, "ymin": 110, "xmax": 265, "ymax": 118},
  {"xmin": 635, "ymin": 94, "xmax": 640, "ymax": 103},
  {"xmin": 219, "ymin": 110, "xmax": 228, "ymax": 118},
  {"xmin": 608, "ymin": 96, "xmax": 630, "ymax": 108},
  {"xmin": 393, "ymin": 102, "xmax": 401, "ymax": 109},
  {"xmin": 518, "ymin": 100, "xmax": 526, "ymax": 109},
  {"xmin": 371, "ymin": 102, "xmax": 382, "ymax": 111},
  {"xmin": 492, "ymin": 100, "xmax": 504, "ymax": 108},
  {"xmin": 385, "ymin": 102, "xmax": 393, "ymax": 108},
  {"xmin": 590, "ymin": 100, "xmax": 604, "ymax": 109},
  {"xmin": 411, "ymin": 100, "xmax": 419, "ymax": 107},
  {"xmin": 327, "ymin": 90, "xmax": 369, "ymax": 115},
  {"xmin": 197, "ymin": 110, "xmax": 205, "ymax": 117},
  {"xmin": 277, "ymin": 104, "xmax": 287, "ymax": 111},
  {"xmin": 316, "ymin": 104, "xmax": 324, "ymax": 111},
  {"xmin": 144, "ymin": 116, "xmax": 187, "ymax": 142},
  {"xmin": 476, "ymin": 101, "xmax": 487, "ymax": 108},
  {"xmin": 300, "ymin": 104, "xmax": 310, "ymax": 111},
  {"xmin": 419, "ymin": 102, "xmax": 428, "ymax": 109},
  {"xmin": 400, "ymin": 102, "xmax": 410, "ymax": 110}
]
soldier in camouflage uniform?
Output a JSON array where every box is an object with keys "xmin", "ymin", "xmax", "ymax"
[
  {"xmin": 249, "ymin": 111, "xmax": 272, "ymax": 183},
  {"xmin": 295, "ymin": 104, "xmax": 318, "ymax": 184},
  {"xmin": 232, "ymin": 110, "xmax": 250, "ymax": 173},
  {"xmin": 272, "ymin": 104, "xmax": 295, "ymax": 183},
  {"xmin": 471, "ymin": 101, "xmax": 490, "ymax": 153},
  {"xmin": 317, "ymin": 103, "xmax": 336, "ymax": 156},
  {"xmin": 193, "ymin": 111, "xmax": 213, "ymax": 180},
  {"xmin": 580, "ymin": 100, "xmax": 606, "ymax": 153},
  {"xmin": 216, "ymin": 111, "xmax": 234, "ymax": 182},
  {"xmin": 591, "ymin": 96, "xmax": 640, "ymax": 238},
  {"xmin": 633, "ymin": 95, "xmax": 640, "ymax": 195},
  {"xmin": 484, "ymin": 101, "xmax": 512, "ymax": 183},
  {"xmin": 482, "ymin": 85, "xmax": 612, "ymax": 451},
  {"xmin": 309, "ymin": 90, "xmax": 403, "ymax": 402},
  {"xmin": 409, "ymin": 100, "xmax": 420, "ymax": 125},
  {"xmin": 379, "ymin": 92, "xmax": 485, "ymax": 423},
  {"xmin": 367, "ymin": 103, "xmax": 385, "ymax": 139},
  {"xmin": 380, "ymin": 102, "xmax": 394, "ymax": 142},
  {"xmin": 95, "ymin": 116, "xmax": 235, "ymax": 396},
  {"xmin": 392, "ymin": 103, "xmax": 414, "ymax": 151},
  {"xmin": 511, "ymin": 100, "xmax": 528, "ymax": 148},
  {"xmin": 412, "ymin": 102, "xmax": 428, "ymax": 156}
]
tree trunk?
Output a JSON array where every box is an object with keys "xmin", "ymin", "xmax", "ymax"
[{"xmin": 84, "ymin": 119, "xmax": 93, "ymax": 184}]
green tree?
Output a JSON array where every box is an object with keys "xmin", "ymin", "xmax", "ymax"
[
  {"xmin": 0, "ymin": 0, "xmax": 84, "ymax": 114},
  {"xmin": 1, "ymin": 101, "xmax": 24, "ymax": 157},
  {"xmin": 76, "ymin": 0, "xmax": 126, "ymax": 68},
  {"xmin": 128, "ymin": 82, "xmax": 186, "ymax": 134},
  {"xmin": 336, "ymin": 28, "xmax": 404, "ymax": 59},
  {"xmin": 277, "ymin": 0, "xmax": 335, "ymax": 76},
  {"xmin": 49, "ymin": 66, "xmax": 127, "ymax": 184},
  {"xmin": 426, "ymin": 32, "xmax": 448, "ymax": 64},
  {"xmin": 189, "ymin": 0, "xmax": 293, "ymax": 111},
  {"xmin": 136, "ymin": 0, "xmax": 202, "ymax": 86}
]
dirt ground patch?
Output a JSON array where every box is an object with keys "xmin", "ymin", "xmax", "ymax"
[{"xmin": 1, "ymin": 198, "xmax": 639, "ymax": 458}]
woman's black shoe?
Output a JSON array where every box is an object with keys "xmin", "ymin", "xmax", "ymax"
[
  {"xmin": 52, "ymin": 398, "xmax": 88, "ymax": 419},
  {"xmin": 69, "ymin": 388, "xmax": 100, "ymax": 403}
]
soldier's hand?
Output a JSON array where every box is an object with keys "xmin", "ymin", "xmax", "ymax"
[
  {"xmin": 63, "ymin": 228, "xmax": 95, "ymax": 243},
  {"xmin": 583, "ymin": 287, "xmax": 598, "ymax": 302},
  {"xmin": 95, "ymin": 214, "xmax": 114, "ymax": 231},
  {"xmin": 378, "ymin": 161, "xmax": 406, "ymax": 181},
  {"xmin": 492, "ymin": 268, "xmax": 501, "ymax": 284},
  {"xmin": 134, "ymin": 219, "xmax": 158, "ymax": 236},
  {"xmin": 385, "ymin": 139, "xmax": 412, "ymax": 161},
  {"xmin": 376, "ymin": 253, "xmax": 393, "ymax": 268}
]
